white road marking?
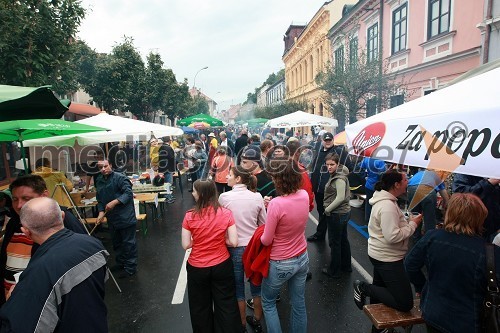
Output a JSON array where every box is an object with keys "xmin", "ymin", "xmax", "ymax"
[
  {"xmin": 308, "ymin": 213, "xmax": 373, "ymax": 283},
  {"xmin": 171, "ymin": 249, "xmax": 190, "ymax": 304}
]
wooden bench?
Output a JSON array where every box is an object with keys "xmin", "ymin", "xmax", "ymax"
[{"xmin": 363, "ymin": 299, "xmax": 424, "ymax": 333}]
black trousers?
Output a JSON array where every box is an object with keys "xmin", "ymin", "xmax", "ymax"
[
  {"xmin": 326, "ymin": 212, "xmax": 352, "ymax": 276},
  {"xmin": 186, "ymin": 257, "xmax": 241, "ymax": 333},
  {"xmin": 314, "ymin": 192, "xmax": 327, "ymax": 239},
  {"xmin": 215, "ymin": 182, "xmax": 231, "ymax": 196},
  {"xmin": 365, "ymin": 256, "xmax": 413, "ymax": 312},
  {"xmin": 110, "ymin": 224, "xmax": 138, "ymax": 274}
]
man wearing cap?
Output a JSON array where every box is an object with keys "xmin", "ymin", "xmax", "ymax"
[
  {"xmin": 207, "ymin": 132, "xmax": 218, "ymax": 167},
  {"xmin": 308, "ymin": 132, "xmax": 345, "ymax": 242},
  {"xmin": 240, "ymin": 146, "xmax": 276, "ymax": 198}
]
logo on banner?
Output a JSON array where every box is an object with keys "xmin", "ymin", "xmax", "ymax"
[{"xmin": 352, "ymin": 122, "xmax": 386, "ymax": 156}]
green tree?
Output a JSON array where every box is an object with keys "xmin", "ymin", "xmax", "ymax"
[
  {"xmin": 245, "ymin": 69, "xmax": 285, "ymax": 105},
  {"xmin": 316, "ymin": 49, "xmax": 406, "ymax": 127},
  {"xmin": 254, "ymin": 100, "xmax": 307, "ymax": 119},
  {"xmin": 186, "ymin": 94, "xmax": 209, "ymax": 116},
  {"xmin": 78, "ymin": 37, "xmax": 145, "ymax": 113},
  {"xmin": 0, "ymin": 0, "xmax": 85, "ymax": 90}
]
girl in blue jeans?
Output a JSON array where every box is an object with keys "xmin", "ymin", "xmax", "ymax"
[{"xmin": 260, "ymin": 159, "xmax": 310, "ymax": 333}]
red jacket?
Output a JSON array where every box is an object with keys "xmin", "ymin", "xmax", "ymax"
[
  {"xmin": 242, "ymin": 225, "xmax": 271, "ymax": 286},
  {"xmin": 300, "ymin": 166, "xmax": 315, "ymax": 212}
]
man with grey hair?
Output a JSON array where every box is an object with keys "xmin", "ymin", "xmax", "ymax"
[
  {"xmin": 0, "ymin": 197, "xmax": 108, "ymax": 332},
  {"xmin": 219, "ymin": 131, "xmax": 235, "ymax": 157}
]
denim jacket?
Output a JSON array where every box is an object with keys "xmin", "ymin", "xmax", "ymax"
[{"xmin": 404, "ymin": 229, "xmax": 500, "ymax": 333}]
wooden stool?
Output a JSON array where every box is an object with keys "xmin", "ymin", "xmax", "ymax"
[{"xmin": 363, "ymin": 299, "xmax": 424, "ymax": 333}]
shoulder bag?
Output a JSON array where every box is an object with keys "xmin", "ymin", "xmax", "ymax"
[{"xmin": 484, "ymin": 243, "xmax": 500, "ymax": 333}]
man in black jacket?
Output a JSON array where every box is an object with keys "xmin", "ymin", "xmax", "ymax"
[
  {"xmin": 158, "ymin": 137, "xmax": 176, "ymax": 184},
  {"xmin": 234, "ymin": 129, "xmax": 249, "ymax": 160},
  {"xmin": 0, "ymin": 175, "xmax": 87, "ymax": 306},
  {"xmin": 308, "ymin": 132, "xmax": 352, "ymax": 242},
  {"xmin": 0, "ymin": 197, "xmax": 108, "ymax": 332}
]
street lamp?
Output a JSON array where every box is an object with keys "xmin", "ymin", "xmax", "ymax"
[{"xmin": 193, "ymin": 66, "xmax": 208, "ymax": 89}]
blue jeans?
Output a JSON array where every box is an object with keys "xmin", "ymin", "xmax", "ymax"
[
  {"xmin": 262, "ymin": 251, "xmax": 309, "ymax": 333},
  {"xmin": 229, "ymin": 246, "xmax": 261, "ymax": 301},
  {"xmin": 164, "ymin": 172, "xmax": 173, "ymax": 184}
]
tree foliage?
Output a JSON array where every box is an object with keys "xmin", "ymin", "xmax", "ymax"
[
  {"xmin": 254, "ymin": 100, "xmax": 307, "ymax": 119},
  {"xmin": 0, "ymin": 0, "xmax": 85, "ymax": 92},
  {"xmin": 72, "ymin": 38, "xmax": 192, "ymax": 121},
  {"xmin": 316, "ymin": 49, "xmax": 406, "ymax": 126},
  {"xmin": 245, "ymin": 69, "xmax": 285, "ymax": 104},
  {"xmin": 186, "ymin": 94, "xmax": 209, "ymax": 116}
]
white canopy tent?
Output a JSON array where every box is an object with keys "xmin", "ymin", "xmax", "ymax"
[
  {"xmin": 24, "ymin": 112, "xmax": 184, "ymax": 147},
  {"xmin": 345, "ymin": 67, "xmax": 500, "ymax": 179},
  {"xmin": 265, "ymin": 111, "xmax": 338, "ymax": 129}
]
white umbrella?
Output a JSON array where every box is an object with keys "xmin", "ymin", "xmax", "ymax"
[
  {"xmin": 24, "ymin": 112, "xmax": 184, "ymax": 147},
  {"xmin": 265, "ymin": 111, "xmax": 338, "ymax": 129},
  {"xmin": 345, "ymin": 67, "xmax": 500, "ymax": 179}
]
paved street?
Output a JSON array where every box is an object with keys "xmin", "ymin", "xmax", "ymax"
[{"xmin": 103, "ymin": 185, "xmax": 426, "ymax": 333}]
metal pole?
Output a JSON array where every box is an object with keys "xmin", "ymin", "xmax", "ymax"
[{"xmin": 193, "ymin": 66, "xmax": 208, "ymax": 89}]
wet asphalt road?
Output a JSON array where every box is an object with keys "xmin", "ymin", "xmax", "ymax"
[{"xmin": 102, "ymin": 183, "xmax": 427, "ymax": 333}]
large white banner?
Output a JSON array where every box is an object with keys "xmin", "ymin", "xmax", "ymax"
[{"xmin": 345, "ymin": 68, "xmax": 500, "ymax": 179}]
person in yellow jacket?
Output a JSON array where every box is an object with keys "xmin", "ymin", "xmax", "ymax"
[{"xmin": 33, "ymin": 158, "xmax": 74, "ymax": 208}]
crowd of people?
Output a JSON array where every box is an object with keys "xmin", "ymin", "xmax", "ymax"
[{"xmin": 0, "ymin": 125, "xmax": 498, "ymax": 332}]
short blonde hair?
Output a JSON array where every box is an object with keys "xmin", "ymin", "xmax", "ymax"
[{"xmin": 444, "ymin": 193, "xmax": 487, "ymax": 236}]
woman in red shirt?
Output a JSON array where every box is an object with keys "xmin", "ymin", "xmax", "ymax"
[{"xmin": 181, "ymin": 179, "xmax": 240, "ymax": 333}]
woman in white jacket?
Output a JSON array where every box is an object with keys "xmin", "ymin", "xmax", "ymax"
[{"xmin": 353, "ymin": 170, "xmax": 422, "ymax": 329}]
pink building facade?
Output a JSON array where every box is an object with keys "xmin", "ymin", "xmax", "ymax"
[{"xmin": 329, "ymin": 0, "xmax": 486, "ymax": 115}]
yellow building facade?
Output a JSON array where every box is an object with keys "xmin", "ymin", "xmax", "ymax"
[{"xmin": 283, "ymin": 0, "xmax": 357, "ymax": 131}]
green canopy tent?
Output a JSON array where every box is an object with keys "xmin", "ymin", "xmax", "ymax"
[
  {"xmin": 0, "ymin": 119, "xmax": 107, "ymax": 171},
  {"xmin": 0, "ymin": 85, "xmax": 70, "ymax": 121},
  {"xmin": 177, "ymin": 113, "xmax": 224, "ymax": 127},
  {"xmin": 247, "ymin": 118, "xmax": 268, "ymax": 126}
]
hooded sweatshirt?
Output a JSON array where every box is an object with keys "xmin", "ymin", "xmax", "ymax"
[{"xmin": 367, "ymin": 190, "xmax": 417, "ymax": 262}]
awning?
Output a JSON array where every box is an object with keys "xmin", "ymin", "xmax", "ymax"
[{"xmin": 67, "ymin": 103, "xmax": 101, "ymax": 116}]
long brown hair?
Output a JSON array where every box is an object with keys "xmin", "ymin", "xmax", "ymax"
[
  {"xmin": 444, "ymin": 193, "xmax": 487, "ymax": 236},
  {"xmin": 191, "ymin": 179, "xmax": 220, "ymax": 217},
  {"xmin": 266, "ymin": 159, "xmax": 302, "ymax": 195},
  {"xmin": 231, "ymin": 165, "xmax": 257, "ymax": 192}
]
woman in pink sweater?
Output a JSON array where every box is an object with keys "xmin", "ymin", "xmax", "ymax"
[
  {"xmin": 219, "ymin": 166, "xmax": 267, "ymax": 332},
  {"xmin": 260, "ymin": 159, "xmax": 310, "ymax": 333}
]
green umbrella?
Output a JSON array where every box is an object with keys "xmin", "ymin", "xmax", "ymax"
[
  {"xmin": 0, "ymin": 85, "xmax": 70, "ymax": 121},
  {"xmin": 247, "ymin": 118, "xmax": 268, "ymax": 125},
  {"xmin": 0, "ymin": 119, "xmax": 107, "ymax": 171},
  {"xmin": 177, "ymin": 113, "xmax": 224, "ymax": 127}
]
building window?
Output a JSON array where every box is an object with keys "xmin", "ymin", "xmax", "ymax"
[
  {"xmin": 392, "ymin": 3, "xmax": 407, "ymax": 54},
  {"xmin": 428, "ymin": 0, "xmax": 451, "ymax": 39},
  {"xmin": 335, "ymin": 46, "xmax": 344, "ymax": 73},
  {"xmin": 349, "ymin": 37, "xmax": 358, "ymax": 68},
  {"xmin": 390, "ymin": 94, "xmax": 404, "ymax": 108},
  {"xmin": 367, "ymin": 23, "xmax": 378, "ymax": 63}
]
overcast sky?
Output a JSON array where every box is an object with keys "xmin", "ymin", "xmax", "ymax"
[{"xmin": 77, "ymin": 0, "xmax": 328, "ymax": 111}]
